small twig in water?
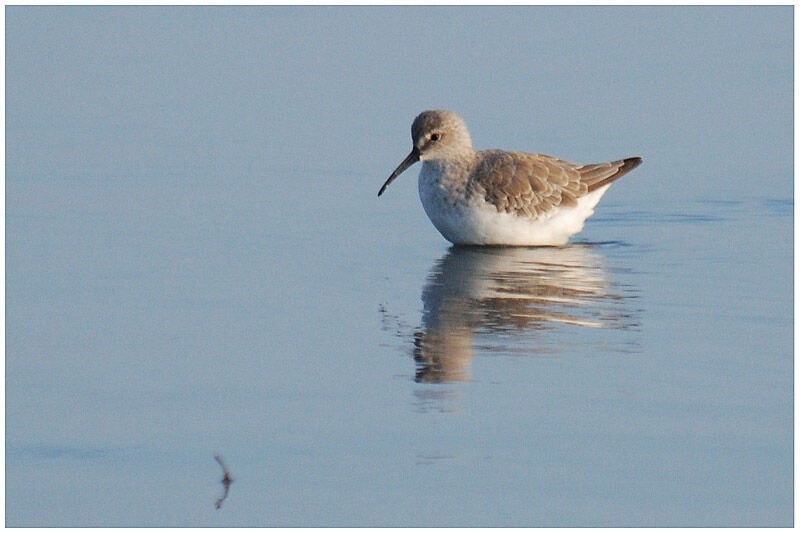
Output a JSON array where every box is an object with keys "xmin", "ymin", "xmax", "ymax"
[{"xmin": 214, "ymin": 454, "xmax": 233, "ymax": 509}]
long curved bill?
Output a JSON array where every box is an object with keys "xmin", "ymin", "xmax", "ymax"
[{"xmin": 378, "ymin": 146, "xmax": 420, "ymax": 196}]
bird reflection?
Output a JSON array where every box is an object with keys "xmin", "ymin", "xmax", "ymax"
[{"xmin": 412, "ymin": 245, "xmax": 638, "ymax": 383}]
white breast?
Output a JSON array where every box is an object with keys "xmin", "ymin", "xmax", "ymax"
[{"xmin": 418, "ymin": 163, "xmax": 611, "ymax": 246}]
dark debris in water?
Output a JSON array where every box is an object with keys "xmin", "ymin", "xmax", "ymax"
[{"xmin": 214, "ymin": 454, "xmax": 233, "ymax": 510}]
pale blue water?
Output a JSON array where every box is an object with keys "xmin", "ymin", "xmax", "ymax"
[{"xmin": 6, "ymin": 6, "xmax": 793, "ymax": 527}]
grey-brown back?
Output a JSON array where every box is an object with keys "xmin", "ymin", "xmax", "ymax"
[{"xmin": 468, "ymin": 151, "xmax": 642, "ymax": 218}]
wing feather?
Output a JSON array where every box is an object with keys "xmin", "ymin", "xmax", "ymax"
[
  {"xmin": 470, "ymin": 151, "xmax": 642, "ymax": 218},
  {"xmin": 580, "ymin": 157, "xmax": 643, "ymax": 192},
  {"xmin": 471, "ymin": 151, "xmax": 582, "ymax": 218}
]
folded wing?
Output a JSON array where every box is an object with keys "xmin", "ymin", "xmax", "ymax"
[{"xmin": 472, "ymin": 151, "xmax": 641, "ymax": 218}]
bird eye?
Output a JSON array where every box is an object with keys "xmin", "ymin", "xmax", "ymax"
[{"xmin": 430, "ymin": 133, "xmax": 441, "ymax": 142}]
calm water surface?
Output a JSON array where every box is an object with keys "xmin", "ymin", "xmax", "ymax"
[{"xmin": 6, "ymin": 6, "xmax": 793, "ymax": 527}]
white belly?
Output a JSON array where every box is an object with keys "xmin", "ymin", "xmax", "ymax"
[{"xmin": 418, "ymin": 165, "xmax": 610, "ymax": 246}]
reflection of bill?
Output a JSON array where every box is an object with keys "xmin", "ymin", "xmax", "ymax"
[{"xmin": 413, "ymin": 245, "xmax": 638, "ymax": 383}]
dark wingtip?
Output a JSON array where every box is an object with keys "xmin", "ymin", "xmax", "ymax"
[
  {"xmin": 585, "ymin": 156, "xmax": 643, "ymax": 193},
  {"xmin": 624, "ymin": 156, "xmax": 643, "ymax": 170}
]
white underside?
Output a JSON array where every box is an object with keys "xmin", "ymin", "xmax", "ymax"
[{"xmin": 418, "ymin": 165, "xmax": 611, "ymax": 246}]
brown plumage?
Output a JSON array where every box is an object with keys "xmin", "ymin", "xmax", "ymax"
[{"xmin": 470, "ymin": 151, "xmax": 643, "ymax": 219}]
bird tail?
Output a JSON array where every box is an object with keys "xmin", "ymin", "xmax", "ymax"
[{"xmin": 582, "ymin": 157, "xmax": 643, "ymax": 193}]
